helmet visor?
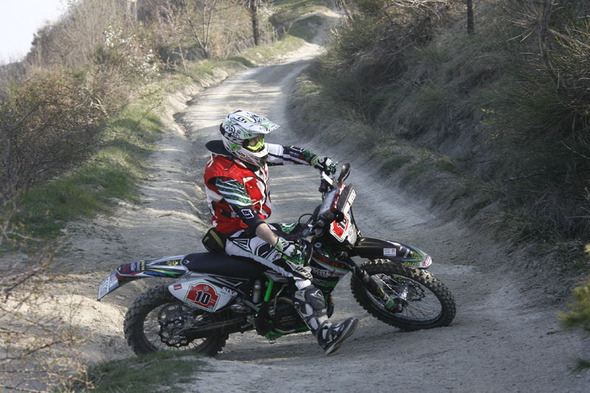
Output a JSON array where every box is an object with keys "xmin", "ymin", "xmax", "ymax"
[{"xmin": 243, "ymin": 135, "xmax": 265, "ymax": 152}]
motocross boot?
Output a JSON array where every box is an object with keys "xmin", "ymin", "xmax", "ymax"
[
  {"xmin": 316, "ymin": 318, "xmax": 359, "ymax": 355},
  {"xmin": 293, "ymin": 286, "xmax": 358, "ymax": 355}
]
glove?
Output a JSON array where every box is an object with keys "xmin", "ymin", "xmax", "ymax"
[
  {"xmin": 274, "ymin": 237, "xmax": 305, "ymax": 264},
  {"xmin": 274, "ymin": 237, "xmax": 312, "ymax": 281},
  {"xmin": 310, "ymin": 156, "xmax": 336, "ymax": 175}
]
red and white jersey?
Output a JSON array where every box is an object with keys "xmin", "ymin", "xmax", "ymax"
[{"xmin": 204, "ymin": 142, "xmax": 314, "ymax": 234}]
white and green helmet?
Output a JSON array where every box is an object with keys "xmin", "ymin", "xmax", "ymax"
[{"xmin": 220, "ymin": 110, "xmax": 279, "ymax": 166}]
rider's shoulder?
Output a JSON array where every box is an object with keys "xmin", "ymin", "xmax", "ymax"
[{"xmin": 206, "ymin": 140, "xmax": 232, "ymax": 156}]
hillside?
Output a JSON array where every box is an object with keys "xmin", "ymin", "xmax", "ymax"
[{"xmin": 289, "ymin": 0, "xmax": 590, "ymax": 286}]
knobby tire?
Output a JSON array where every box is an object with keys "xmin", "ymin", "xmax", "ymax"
[{"xmin": 351, "ymin": 260, "xmax": 456, "ymax": 331}]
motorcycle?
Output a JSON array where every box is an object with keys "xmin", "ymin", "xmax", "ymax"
[{"xmin": 97, "ymin": 163, "xmax": 456, "ymax": 356}]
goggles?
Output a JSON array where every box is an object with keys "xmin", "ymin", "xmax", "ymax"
[{"xmin": 243, "ymin": 135, "xmax": 265, "ymax": 152}]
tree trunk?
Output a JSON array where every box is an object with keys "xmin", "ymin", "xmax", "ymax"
[
  {"xmin": 249, "ymin": 0, "xmax": 260, "ymax": 46},
  {"xmin": 467, "ymin": 0, "xmax": 475, "ymax": 34}
]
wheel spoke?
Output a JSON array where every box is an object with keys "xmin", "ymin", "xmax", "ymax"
[
  {"xmin": 373, "ymin": 274, "xmax": 443, "ymax": 322},
  {"xmin": 144, "ymin": 302, "xmax": 205, "ymax": 351}
]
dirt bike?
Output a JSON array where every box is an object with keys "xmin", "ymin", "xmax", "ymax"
[{"xmin": 97, "ymin": 163, "xmax": 456, "ymax": 356}]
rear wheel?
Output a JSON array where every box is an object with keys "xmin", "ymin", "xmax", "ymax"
[
  {"xmin": 351, "ymin": 260, "xmax": 456, "ymax": 331},
  {"xmin": 124, "ymin": 285, "xmax": 229, "ymax": 356}
]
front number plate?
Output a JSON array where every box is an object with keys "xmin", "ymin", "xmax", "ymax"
[{"xmin": 97, "ymin": 272, "xmax": 119, "ymax": 301}]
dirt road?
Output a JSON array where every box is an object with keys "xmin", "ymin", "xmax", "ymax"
[{"xmin": 59, "ymin": 17, "xmax": 590, "ymax": 393}]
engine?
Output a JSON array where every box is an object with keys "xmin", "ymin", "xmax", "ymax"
[{"xmin": 268, "ymin": 297, "xmax": 304, "ymax": 332}]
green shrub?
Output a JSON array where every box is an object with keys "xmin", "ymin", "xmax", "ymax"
[
  {"xmin": 560, "ymin": 274, "xmax": 590, "ymax": 370},
  {"xmin": 0, "ymin": 69, "xmax": 112, "ymax": 202}
]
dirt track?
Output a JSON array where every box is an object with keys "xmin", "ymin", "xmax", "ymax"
[{"xmin": 58, "ymin": 13, "xmax": 590, "ymax": 393}]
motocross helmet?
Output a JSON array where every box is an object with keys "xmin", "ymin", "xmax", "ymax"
[{"xmin": 220, "ymin": 110, "xmax": 279, "ymax": 167}]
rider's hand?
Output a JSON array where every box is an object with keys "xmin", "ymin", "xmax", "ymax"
[
  {"xmin": 311, "ymin": 156, "xmax": 336, "ymax": 175},
  {"xmin": 274, "ymin": 237, "xmax": 304, "ymax": 264}
]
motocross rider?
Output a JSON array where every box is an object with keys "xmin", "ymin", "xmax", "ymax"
[{"xmin": 203, "ymin": 110, "xmax": 358, "ymax": 355}]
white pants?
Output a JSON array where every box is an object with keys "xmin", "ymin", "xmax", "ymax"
[{"xmin": 224, "ymin": 225, "xmax": 313, "ymax": 289}]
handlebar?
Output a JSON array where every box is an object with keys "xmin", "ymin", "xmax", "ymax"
[{"xmin": 318, "ymin": 163, "xmax": 350, "ymax": 196}]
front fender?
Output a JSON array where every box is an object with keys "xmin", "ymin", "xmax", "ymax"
[{"xmin": 352, "ymin": 237, "xmax": 432, "ymax": 269}]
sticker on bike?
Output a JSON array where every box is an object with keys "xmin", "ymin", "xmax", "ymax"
[{"xmin": 185, "ymin": 283, "xmax": 219, "ymax": 310}]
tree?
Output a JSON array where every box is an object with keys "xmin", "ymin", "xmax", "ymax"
[
  {"xmin": 185, "ymin": 0, "xmax": 219, "ymax": 59},
  {"xmin": 246, "ymin": 0, "xmax": 262, "ymax": 46},
  {"xmin": 153, "ymin": 0, "xmax": 255, "ymax": 63},
  {"xmin": 467, "ymin": 0, "xmax": 474, "ymax": 34},
  {"xmin": 27, "ymin": 0, "xmax": 127, "ymax": 68}
]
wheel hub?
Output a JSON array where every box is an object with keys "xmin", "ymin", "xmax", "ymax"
[{"xmin": 158, "ymin": 304, "xmax": 191, "ymax": 348}]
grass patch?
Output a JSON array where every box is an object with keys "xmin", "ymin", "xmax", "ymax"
[
  {"xmin": 381, "ymin": 154, "xmax": 413, "ymax": 173},
  {"xmin": 173, "ymin": 59, "xmax": 245, "ymax": 88},
  {"xmin": 83, "ymin": 351, "xmax": 206, "ymax": 392},
  {"xmin": 241, "ymin": 34, "xmax": 307, "ymax": 64},
  {"xmin": 463, "ymin": 199, "xmax": 492, "ymax": 220},
  {"xmin": 400, "ymin": 162, "xmax": 429, "ymax": 187},
  {"xmin": 572, "ymin": 358, "xmax": 590, "ymax": 373},
  {"xmin": 435, "ymin": 157, "xmax": 461, "ymax": 175}
]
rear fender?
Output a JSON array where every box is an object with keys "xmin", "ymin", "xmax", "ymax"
[
  {"xmin": 116, "ymin": 255, "xmax": 188, "ymax": 281},
  {"xmin": 353, "ymin": 237, "xmax": 432, "ymax": 269},
  {"xmin": 98, "ymin": 255, "xmax": 188, "ymax": 301}
]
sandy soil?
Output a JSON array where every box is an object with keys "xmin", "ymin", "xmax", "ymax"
[{"xmin": 53, "ymin": 11, "xmax": 590, "ymax": 393}]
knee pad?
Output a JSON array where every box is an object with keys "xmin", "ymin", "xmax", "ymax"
[{"xmin": 293, "ymin": 287, "xmax": 326, "ymax": 311}]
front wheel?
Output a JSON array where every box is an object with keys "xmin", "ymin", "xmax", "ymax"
[
  {"xmin": 124, "ymin": 285, "xmax": 229, "ymax": 356},
  {"xmin": 351, "ymin": 260, "xmax": 456, "ymax": 331}
]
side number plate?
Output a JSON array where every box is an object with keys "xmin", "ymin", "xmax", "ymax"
[{"xmin": 97, "ymin": 272, "xmax": 119, "ymax": 301}]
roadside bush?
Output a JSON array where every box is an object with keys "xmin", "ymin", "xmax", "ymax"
[
  {"xmin": 0, "ymin": 68, "xmax": 116, "ymax": 202},
  {"xmin": 562, "ymin": 278, "xmax": 590, "ymax": 331},
  {"xmin": 489, "ymin": 0, "xmax": 590, "ymax": 241},
  {"xmin": 323, "ymin": 0, "xmax": 458, "ymax": 121}
]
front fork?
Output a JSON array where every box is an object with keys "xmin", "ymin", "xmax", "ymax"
[{"xmin": 351, "ymin": 265, "xmax": 403, "ymax": 311}]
